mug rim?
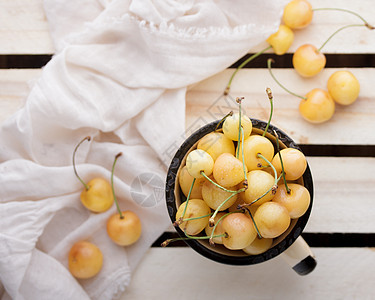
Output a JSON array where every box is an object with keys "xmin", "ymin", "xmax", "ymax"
[{"xmin": 165, "ymin": 118, "xmax": 314, "ymax": 265}]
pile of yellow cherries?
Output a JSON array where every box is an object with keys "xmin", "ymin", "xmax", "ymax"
[{"xmin": 163, "ymin": 94, "xmax": 311, "ymax": 256}]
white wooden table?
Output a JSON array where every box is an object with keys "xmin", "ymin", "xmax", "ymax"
[{"xmin": 1, "ymin": 1, "xmax": 375, "ymax": 299}]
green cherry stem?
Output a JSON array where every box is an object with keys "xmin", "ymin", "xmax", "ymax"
[
  {"xmin": 161, "ymin": 233, "xmax": 228, "ymax": 247},
  {"xmin": 273, "ymin": 130, "xmax": 290, "ymax": 193},
  {"xmin": 72, "ymin": 136, "xmax": 91, "ymax": 191},
  {"xmin": 267, "ymin": 58, "xmax": 307, "ymax": 100},
  {"xmin": 174, "ymin": 177, "xmax": 196, "ymax": 226},
  {"xmin": 209, "ymin": 189, "xmax": 245, "ymax": 227},
  {"xmin": 224, "ymin": 45, "xmax": 272, "ymax": 95},
  {"xmin": 181, "ymin": 212, "xmax": 213, "ymax": 222},
  {"xmin": 237, "ymin": 155, "xmax": 278, "ymax": 208},
  {"xmin": 257, "ymin": 153, "xmax": 278, "ymax": 194},
  {"xmin": 263, "ymin": 88, "xmax": 274, "ymax": 137},
  {"xmin": 215, "ymin": 111, "xmax": 233, "ymax": 131},
  {"xmin": 312, "ymin": 7, "xmax": 374, "ymax": 29},
  {"xmin": 236, "ymin": 97, "xmax": 244, "ymax": 159},
  {"xmin": 318, "ymin": 24, "xmax": 368, "ymax": 52},
  {"xmin": 200, "ymin": 171, "xmax": 238, "ymax": 193},
  {"xmin": 240, "ymin": 126, "xmax": 248, "ymax": 185},
  {"xmin": 244, "ymin": 207, "xmax": 262, "ymax": 239},
  {"xmin": 209, "ymin": 210, "xmax": 239, "ymax": 245},
  {"xmin": 111, "ymin": 152, "xmax": 123, "ymax": 219}
]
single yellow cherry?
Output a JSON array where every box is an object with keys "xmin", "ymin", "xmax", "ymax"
[
  {"xmin": 201, "ymin": 178, "xmax": 238, "ymax": 211},
  {"xmin": 197, "ymin": 132, "xmax": 235, "ymax": 161},
  {"xmin": 243, "ymin": 236, "xmax": 273, "ymax": 255},
  {"xmin": 237, "ymin": 135, "xmax": 274, "ymax": 171},
  {"xmin": 178, "ymin": 165, "xmax": 205, "ymax": 199},
  {"xmin": 299, "ymin": 88, "xmax": 335, "ymax": 123},
  {"xmin": 271, "ymin": 148, "xmax": 307, "ymax": 181},
  {"xmin": 186, "ymin": 149, "xmax": 214, "ymax": 179},
  {"xmin": 68, "ymin": 241, "xmax": 103, "ymax": 279},
  {"xmin": 213, "ymin": 153, "xmax": 247, "ymax": 188},
  {"xmin": 175, "ymin": 199, "xmax": 211, "ymax": 235},
  {"xmin": 327, "ymin": 70, "xmax": 360, "ymax": 105},
  {"xmin": 73, "ymin": 136, "xmax": 114, "ymax": 213},
  {"xmin": 222, "ymin": 112, "xmax": 252, "ymax": 141},
  {"xmin": 254, "ymin": 202, "xmax": 291, "ymax": 239},
  {"xmin": 273, "ymin": 183, "xmax": 311, "ymax": 219},
  {"xmin": 80, "ymin": 178, "xmax": 114, "ymax": 213},
  {"xmin": 221, "ymin": 213, "xmax": 257, "ymax": 250},
  {"xmin": 106, "ymin": 153, "xmax": 142, "ymax": 246},
  {"xmin": 266, "ymin": 24, "xmax": 294, "ymax": 55},
  {"xmin": 107, "ymin": 211, "xmax": 142, "ymax": 246},
  {"xmin": 244, "ymin": 170, "xmax": 275, "ymax": 206},
  {"xmin": 282, "ymin": 0, "xmax": 313, "ymax": 29},
  {"xmin": 293, "ymin": 44, "xmax": 326, "ymax": 77}
]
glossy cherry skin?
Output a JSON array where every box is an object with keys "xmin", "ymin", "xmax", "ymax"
[
  {"xmin": 299, "ymin": 88, "xmax": 335, "ymax": 123},
  {"xmin": 293, "ymin": 44, "xmax": 326, "ymax": 77}
]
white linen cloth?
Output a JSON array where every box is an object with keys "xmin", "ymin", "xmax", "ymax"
[{"xmin": 0, "ymin": 0, "xmax": 287, "ymax": 299}]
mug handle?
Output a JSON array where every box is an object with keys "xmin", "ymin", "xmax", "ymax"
[{"xmin": 280, "ymin": 236, "xmax": 317, "ymax": 275}]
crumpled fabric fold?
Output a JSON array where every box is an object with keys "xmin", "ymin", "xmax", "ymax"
[{"xmin": 0, "ymin": 0, "xmax": 287, "ymax": 299}]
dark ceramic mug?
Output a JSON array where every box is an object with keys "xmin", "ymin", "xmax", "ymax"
[{"xmin": 165, "ymin": 118, "xmax": 317, "ymax": 275}]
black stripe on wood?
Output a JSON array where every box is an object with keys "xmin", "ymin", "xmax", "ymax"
[
  {"xmin": 0, "ymin": 55, "xmax": 52, "ymax": 69},
  {"xmin": 229, "ymin": 53, "xmax": 375, "ymax": 69},
  {"xmin": 152, "ymin": 232, "xmax": 375, "ymax": 248},
  {"xmin": 300, "ymin": 144, "xmax": 375, "ymax": 157},
  {"xmin": 1, "ymin": 54, "xmax": 375, "ymax": 69}
]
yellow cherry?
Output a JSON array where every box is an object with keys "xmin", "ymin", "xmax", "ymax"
[
  {"xmin": 175, "ymin": 199, "xmax": 211, "ymax": 235},
  {"xmin": 272, "ymin": 148, "xmax": 307, "ymax": 181},
  {"xmin": 222, "ymin": 112, "xmax": 252, "ymax": 141},
  {"xmin": 266, "ymin": 24, "xmax": 294, "ymax": 55},
  {"xmin": 221, "ymin": 213, "xmax": 257, "ymax": 250},
  {"xmin": 327, "ymin": 70, "xmax": 360, "ymax": 105},
  {"xmin": 237, "ymin": 135, "xmax": 274, "ymax": 171},
  {"xmin": 213, "ymin": 153, "xmax": 247, "ymax": 188},
  {"xmin": 73, "ymin": 136, "xmax": 114, "ymax": 213},
  {"xmin": 80, "ymin": 178, "xmax": 114, "ymax": 213},
  {"xmin": 293, "ymin": 44, "xmax": 326, "ymax": 77},
  {"xmin": 254, "ymin": 202, "xmax": 291, "ymax": 239},
  {"xmin": 267, "ymin": 59, "xmax": 334, "ymax": 123},
  {"xmin": 107, "ymin": 211, "xmax": 142, "ymax": 246},
  {"xmin": 186, "ymin": 149, "xmax": 214, "ymax": 179},
  {"xmin": 273, "ymin": 183, "xmax": 311, "ymax": 219},
  {"xmin": 243, "ymin": 236, "xmax": 273, "ymax": 255},
  {"xmin": 202, "ymin": 178, "xmax": 238, "ymax": 211},
  {"xmin": 282, "ymin": 0, "xmax": 313, "ymax": 29},
  {"xmin": 178, "ymin": 166, "xmax": 205, "ymax": 199},
  {"xmin": 197, "ymin": 132, "xmax": 235, "ymax": 161},
  {"xmin": 106, "ymin": 153, "xmax": 142, "ymax": 246},
  {"xmin": 299, "ymin": 88, "xmax": 335, "ymax": 123},
  {"xmin": 244, "ymin": 170, "xmax": 275, "ymax": 206},
  {"xmin": 68, "ymin": 241, "xmax": 103, "ymax": 279}
]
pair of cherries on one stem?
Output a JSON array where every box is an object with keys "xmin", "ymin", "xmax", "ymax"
[{"xmin": 68, "ymin": 136, "xmax": 142, "ymax": 279}]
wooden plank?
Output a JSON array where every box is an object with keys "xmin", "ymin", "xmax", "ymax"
[
  {"xmin": 123, "ymin": 247, "xmax": 375, "ymax": 300},
  {"xmin": 186, "ymin": 68, "xmax": 375, "ymax": 145},
  {"xmin": 0, "ymin": 0, "xmax": 374, "ymax": 55},
  {"xmin": 0, "ymin": 0, "xmax": 54, "ymax": 54},
  {"xmin": 1, "ymin": 68, "xmax": 375, "ymax": 145},
  {"xmin": 0, "ymin": 69, "xmax": 41, "ymax": 123}
]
